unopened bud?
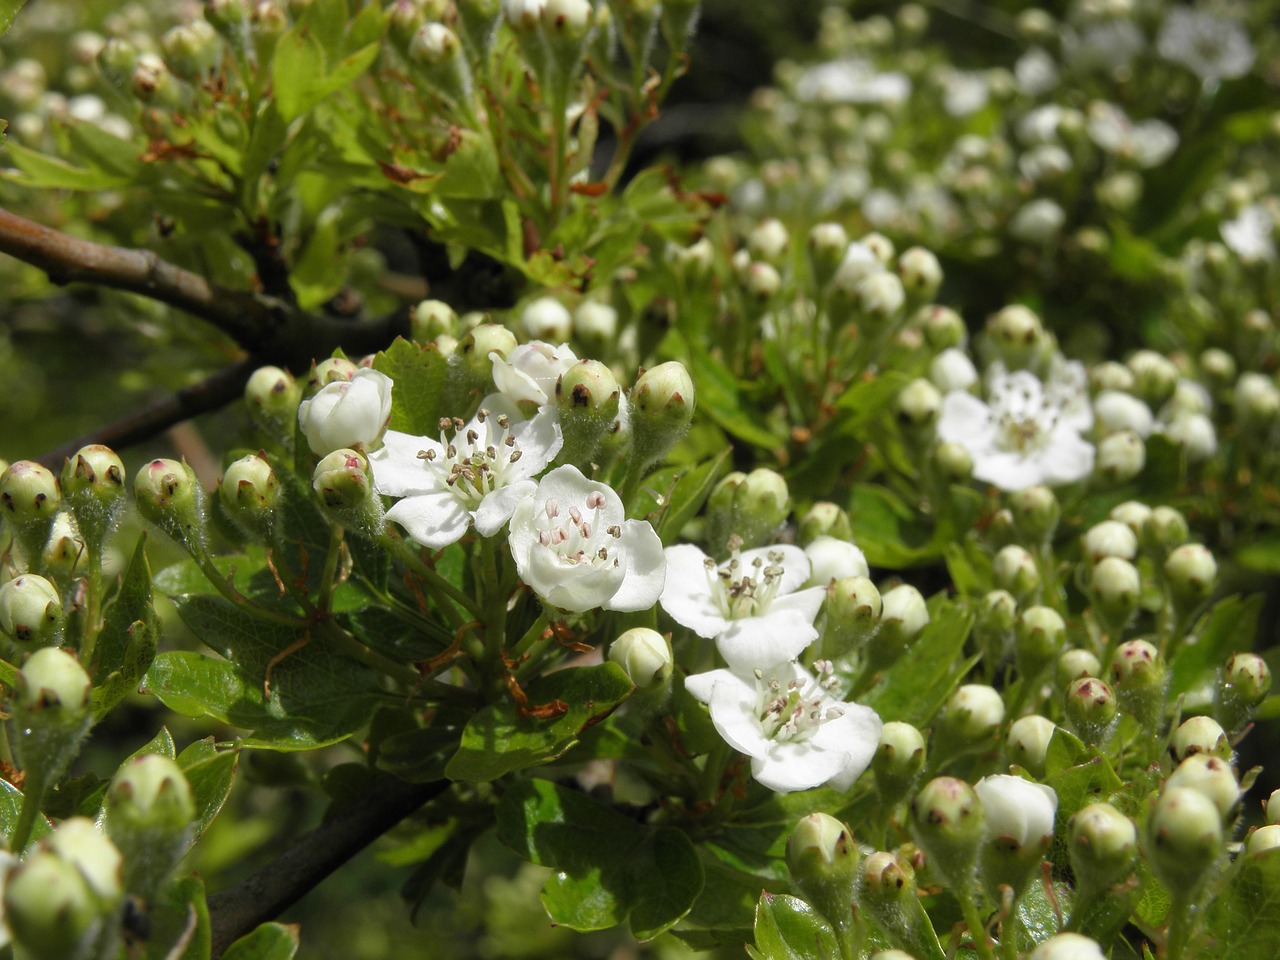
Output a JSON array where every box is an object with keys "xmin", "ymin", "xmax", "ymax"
[
  {"xmin": 411, "ymin": 299, "xmax": 459, "ymax": 342},
  {"xmin": 1199, "ymin": 348, "xmax": 1236, "ymax": 389},
  {"xmin": 1109, "ymin": 500, "xmax": 1151, "ymax": 538},
  {"xmin": 1008, "ymin": 485, "xmax": 1059, "ymax": 545},
  {"xmin": 1, "ymin": 460, "xmax": 60, "ymax": 527},
  {"xmin": 60, "ymin": 444, "xmax": 126, "ymax": 514},
  {"xmin": 219, "ymin": 454, "xmax": 281, "ymax": 536},
  {"xmin": 573, "ymin": 301, "xmax": 618, "ymax": 348},
  {"xmin": 0, "ymin": 574, "xmax": 63, "ymax": 647},
  {"xmin": 134, "ymin": 458, "xmax": 204, "ymax": 551},
  {"xmin": 748, "ymin": 218, "xmax": 790, "ymax": 264},
  {"xmin": 1219, "ymin": 652, "xmax": 1272, "ymax": 732},
  {"xmin": 1145, "ymin": 786, "xmax": 1224, "ymax": 896},
  {"xmin": 932, "ymin": 440, "xmax": 973, "ymax": 482},
  {"xmin": 1058, "ymin": 648, "xmax": 1102, "ymax": 686},
  {"xmin": 1163, "ymin": 543, "xmax": 1217, "ymax": 609},
  {"xmin": 205, "ymin": 0, "xmax": 251, "ymax": 34},
  {"xmin": 1082, "ymin": 520, "xmax": 1138, "ymax": 564},
  {"xmin": 1065, "ymin": 677, "xmax": 1117, "ymax": 745},
  {"xmin": 1142, "ymin": 505, "xmax": 1189, "ymax": 555},
  {"xmin": 975, "ymin": 774, "xmax": 1057, "ymax": 897},
  {"xmin": 896, "ymin": 378, "xmax": 942, "ymax": 431},
  {"xmin": 1172, "ymin": 716, "xmax": 1231, "ymax": 763},
  {"xmin": 1006, "ymin": 715, "xmax": 1056, "ymax": 777},
  {"xmin": 629, "ymin": 361, "xmax": 695, "ymax": 472},
  {"xmin": 798, "ymin": 501, "xmax": 853, "ymax": 545},
  {"xmin": 897, "ymin": 246, "xmax": 943, "ymax": 298},
  {"xmin": 786, "ymin": 814, "xmax": 859, "ymax": 929},
  {"xmin": 872, "ymin": 584, "xmax": 929, "ymax": 664},
  {"xmin": 104, "ymin": 754, "xmax": 197, "ymax": 897},
  {"xmin": 1234, "ymin": 373, "xmax": 1280, "ymax": 434},
  {"xmin": 920, "ymin": 306, "xmax": 967, "ymax": 351},
  {"xmin": 3, "ymin": 851, "xmax": 104, "ymax": 960},
  {"xmin": 721, "ymin": 467, "xmax": 787, "ymax": 550},
  {"xmin": 938, "ymin": 683, "xmax": 1005, "ymax": 749},
  {"xmin": 1127, "ymin": 351, "xmax": 1179, "ymax": 408},
  {"xmin": 1167, "ymin": 754, "xmax": 1240, "ymax": 822},
  {"xmin": 992, "ymin": 544, "xmax": 1039, "ymax": 599},
  {"xmin": 872, "ymin": 721, "xmax": 926, "ymax": 803},
  {"xmin": 1248, "ymin": 824, "xmax": 1280, "ymax": 855},
  {"xmin": 245, "ymin": 365, "xmax": 302, "ymax": 444},
  {"xmin": 823, "ymin": 576, "xmax": 881, "ymax": 657},
  {"xmin": 1095, "ymin": 430, "xmax": 1145, "ymax": 483},
  {"xmin": 986, "ymin": 305, "xmax": 1044, "ymax": 369},
  {"xmin": 804, "ymin": 537, "xmax": 869, "ymax": 587},
  {"xmin": 607, "ymin": 627, "xmax": 672, "ymax": 692},
  {"xmin": 410, "ymin": 22, "xmax": 462, "ymax": 65},
  {"xmin": 161, "ymin": 20, "xmax": 220, "ymax": 79},
  {"xmin": 808, "ymin": 223, "xmax": 848, "ymax": 287},
  {"xmin": 1090, "ymin": 556, "xmax": 1141, "ymax": 629},
  {"xmin": 1015, "ymin": 605, "xmax": 1066, "ymax": 679},
  {"xmin": 556, "ymin": 359, "xmax": 622, "ymax": 463},
  {"xmin": 858, "ymin": 271, "xmax": 906, "ymax": 319},
  {"xmin": 910, "ymin": 776, "xmax": 985, "ymax": 891},
  {"xmin": 744, "ymin": 261, "xmax": 782, "ymax": 302},
  {"xmin": 46, "ymin": 818, "xmax": 124, "ymax": 903},
  {"xmin": 522, "ymin": 297, "xmax": 573, "ymax": 341},
  {"xmin": 16, "ymin": 646, "xmax": 91, "ymax": 714},
  {"xmin": 298, "ymin": 368, "xmax": 394, "ymax": 457},
  {"xmin": 312, "ymin": 448, "xmax": 373, "ymax": 511}
]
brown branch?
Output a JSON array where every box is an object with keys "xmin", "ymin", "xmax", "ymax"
[
  {"xmin": 32, "ymin": 359, "xmax": 259, "ymax": 470},
  {"xmin": 206, "ymin": 777, "xmax": 448, "ymax": 958}
]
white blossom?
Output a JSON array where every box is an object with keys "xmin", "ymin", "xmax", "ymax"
[
  {"xmin": 937, "ymin": 364, "xmax": 1094, "ymax": 490},
  {"xmin": 1221, "ymin": 204, "xmax": 1276, "ymax": 263},
  {"xmin": 659, "ymin": 543, "xmax": 825, "ymax": 672},
  {"xmin": 1010, "ymin": 198, "xmax": 1066, "ymax": 244},
  {"xmin": 685, "ymin": 661, "xmax": 882, "ymax": 793},
  {"xmin": 1157, "ymin": 8, "xmax": 1254, "ymax": 84},
  {"xmin": 491, "ymin": 340, "xmax": 578, "ymax": 408},
  {"xmin": 1015, "ymin": 47, "xmax": 1060, "ymax": 96},
  {"xmin": 297, "ymin": 369, "xmax": 394, "ymax": 456},
  {"xmin": 507, "ymin": 465, "xmax": 665, "ymax": 612},
  {"xmin": 795, "ymin": 58, "xmax": 910, "ymax": 106},
  {"xmin": 1086, "ymin": 102, "xmax": 1178, "ymax": 168},
  {"xmin": 1160, "ymin": 412, "xmax": 1217, "ymax": 462},
  {"xmin": 1018, "ymin": 104, "xmax": 1065, "ymax": 146},
  {"xmin": 975, "ymin": 774, "xmax": 1058, "ymax": 849},
  {"xmin": 1064, "ymin": 21, "xmax": 1145, "ymax": 75},
  {"xmin": 942, "ymin": 70, "xmax": 989, "ymax": 117},
  {"xmin": 370, "ymin": 394, "xmax": 562, "ymax": 548}
]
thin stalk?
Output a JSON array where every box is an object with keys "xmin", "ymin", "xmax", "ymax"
[
  {"xmin": 316, "ymin": 621, "xmax": 420, "ymax": 686},
  {"xmin": 958, "ymin": 895, "xmax": 997, "ymax": 960},
  {"xmin": 383, "ymin": 532, "xmax": 483, "ymax": 619},
  {"xmin": 9, "ymin": 769, "xmax": 48, "ymax": 854},
  {"xmin": 316, "ymin": 524, "xmax": 346, "ymax": 615},
  {"xmin": 195, "ymin": 553, "xmax": 310, "ymax": 628}
]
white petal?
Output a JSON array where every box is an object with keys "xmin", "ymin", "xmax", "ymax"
[
  {"xmin": 474, "ymin": 480, "xmax": 536, "ymax": 536},
  {"xmin": 659, "ymin": 544, "xmax": 728, "ymax": 638},
  {"xmin": 370, "ymin": 431, "xmax": 443, "ymax": 496},
  {"xmin": 739, "ymin": 544, "xmax": 812, "ymax": 595},
  {"xmin": 937, "ymin": 391, "xmax": 996, "ymax": 445},
  {"xmin": 812, "ymin": 704, "xmax": 883, "ymax": 791},
  {"xmin": 386, "ymin": 492, "xmax": 471, "ymax": 549},
  {"xmin": 606, "ymin": 520, "xmax": 666, "ymax": 612},
  {"xmin": 1037, "ymin": 429, "xmax": 1096, "ymax": 486},
  {"xmin": 534, "ymin": 465, "xmax": 625, "ymax": 526},
  {"xmin": 971, "ymin": 450, "xmax": 1047, "ymax": 491},
  {"xmin": 753, "ymin": 740, "xmax": 845, "ymax": 793},
  {"xmin": 705, "ymin": 673, "xmax": 773, "ymax": 758},
  {"xmin": 717, "ymin": 607, "xmax": 819, "ymax": 672},
  {"xmin": 527, "ymin": 546, "xmax": 625, "ymax": 612},
  {"xmin": 683, "ymin": 668, "xmax": 734, "ymax": 703}
]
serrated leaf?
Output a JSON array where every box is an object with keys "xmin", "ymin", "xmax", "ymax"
[
  {"xmin": 2, "ymin": 140, "xmax": 133, "ymax": 190},
  {"xmin": 220, "ymin": 923, "xmax": 300, "ymax": 960},
  {"xmin": 864, "ymin": 596, "xmax": 975, "ymax": 725},
  {"xmin": 272, "ymin": 29, "xmax": 378, "ymax": 123},
  {"xmin": 496, "ymin": 778, "xmax": 703, "ymax": 940},
  {"xmin": 752, "ymin": 892, "xmax": 839, "ymax": 960},
  {"xmin": 1201, "ymin": 848, "xmax": 1280, "ymax": 958},
  {"xmin": 630, "ymin": 448, "xmax": 731, "ymax": 542},
  {"xmin": 1168, "ymin": 594, "xmax": 1265, "ymax": 696},
  {"xmin": 1047, "ymin": 755, "xmax": 1125, "ymax": 823},
  {"xmin": 178, "ymin": 737, "xmax": 239, "ymax": 842},
  {"xmin": 92, "ymin": 535, "xmax": 159, "ymax": 718},
  {"xmin": 130, "ymin": 727, "xmax": 178, "ymax": 761},
  {"xmin": 445, "ymin": 663, "xmax": 634, "ymax": 781},
  {"xmin": 375, "ymin": 707, "xmax": 469, "ymax": 783},
  {"xmin": 373, "ymin": 338, "xmax": 450, "ymax": 435},
  {"xmin": 683, "ymin": 342, "xmax": 785, "ymax": 450},
  {"xmin": 847, "ymin": 484, "xmax": 943, "ymax": 568},
  {"xmin": 143, "ymin": 595, "xmax": 382, "ymax": 750}
]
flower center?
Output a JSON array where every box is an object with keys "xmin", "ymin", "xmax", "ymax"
[
  {"xmin": 756, "ymin": 661, "xmax": 844, "ymax": 743},
  {"xmin": 417, "ymin": 409, "xmax": 523, "ymax": 506},
  {"xmin": 703, "ymin": 548, "xmax": 788, "ymax": 620},
  {"xmin": 530, "ymin": 490, "xmax": 622, "ymax": 567},
  {"xmin": 987, "ymin": 382, "xmax": 1058, "ymax": 454}
]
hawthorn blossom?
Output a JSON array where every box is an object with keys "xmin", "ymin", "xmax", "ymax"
[
  {"xmin": 937, "ymin": 364, "xmax": 1094, "ymax": 490},
  {"xmin": 975, "ymin": 774, "xmax": 1058, "ymax": 851},
  {"xmin": 508, "ymin": 465, "xmax": 665, "ymax": 612},
  {"xmin": 1086, "ymin": 102, "xmax": 1178, "ymax": 168},
  {"xmin": 370, "ymin": 395, "xmax": 562, "ymax": 548},
  {"xmin": 1221, "ymin": 204, "xmax": 1276, "ymax": 263},
  {"xmin": 659, "ymin": 544, "xmax": 825, "ymax": 672},
  {"xmin": 685, "ymin": 661, "xmax": 882, "ymax": 793},
  {"xmin": 795, "ymin": 58, "xmax": 910, "ymax": 106},
  {"xmin": 297, "ymin": 369, "xmax": 393, "ymax": 456},
  {"xmin": 1157, "ymin": 8, "xmax": 1254, "ymax": 84},
  {"xmin": 491, "ymin": 341, "xmax": 578, "ymax": 409}
]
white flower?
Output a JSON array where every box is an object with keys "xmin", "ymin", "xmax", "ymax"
[
  {"xmin": 491, "ymin": 340, "xmax": 579, "ymax": 408},
  {"xmin": 1018, "ymin": 104, "xmax": 1065, "ymax": 146},
  {"xmin": 975, "ymin": 774, "xmax": 1057, "ymax": 850},
  {"xmin": 297, "ymin": 369, "xmax": 394, "ymax": 456},
  {"xmin": 507, "ymin": 465, "xmax": 665, "ymax": 612},
  {"xmin": 1019, "ymin": 144, "xmax": 1073, "ymax": 183},
  {"xmin": 370, "ymin": 394, "xmax": 562, "ymax": 548},
  {"xmin": 795, "ymin": 58, "xmax": 910, "ymax": 106},
  {"xmin": 1064, "ymin": 21, "xmax": 1145, "ymax": 75},
  {"xmin": 929, "ymin": 348, "xmax": 979, "ymax": 393},
  {"xmin": 685, "ymin": 661, "xmax": 882, "ymax": 793},
  {"xmin": 937, "ymin": 365, "xmax": 1094, "ymax": 490},
  {"xmin": 1029, "ymin": 932, "xmax": 1107, "ymax": 960},
  {"xmin": 1221, "ymin": 204, "xmax": 1276, "ymax": 263},
  {"xmin": 1157, "ymin": 8, "xmax": 1254, "ymax": 84},
  {"xmin": 1094, "ymin": 390, "xmax": 1154, "ymax": 438},
  {"xmin": 1086, "ymin": 102, "xmax": 1178, "ymax": 168},
  {"xmin": 660, "ymin": 544, "xmax": 826, "ymax": 672},
  {"xmin": 804, "ymin": 536, "xmax": 869, "ymax": 587},
  {"xmin": 942, "ymin": 70, "xmax": 989, "ymax": 117},
  {"xmin": 1009, "ymin": 198, "xmax": 1066, "ymax": 243},
  {"xmin": 1015, "ymin": 47, "xmax": 1060, "ymax": 96}
]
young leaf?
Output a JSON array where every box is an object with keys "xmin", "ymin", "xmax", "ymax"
[
  {"xmin": 751, "ymin": 892, "xmax": 840, "ymax": 960},
  {"xmin": 220, "ymin": 923, "xmax": 300, "ymax": 960}
]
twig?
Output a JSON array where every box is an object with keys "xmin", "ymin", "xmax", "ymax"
[{"xmin": 206, "ymin": 777, "xmax": 448, "ymax": 958}]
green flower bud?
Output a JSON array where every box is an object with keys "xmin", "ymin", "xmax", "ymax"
[
  {"xmin": 1095, "ymin": 431, "xmax": 1146, "ymax": 483},
  {"xmin": 573, "ymin": 301, "xmax": 618, "ymax": 350},
  {"xmin": 868, "ymin": 585, "xmax": 928, "ymax": 670},
  {"xmin": 1223, "ymin": 652, "xmax": 1272, "ymax": 705},
  {"xmin": 896, "ymin": 378, "xmax": 942, "ymax": 431},
  {"xmin": 937, "ymin": 684, "xmax": 1005, "ymax": 751},
  {"xmin": 744, "ymin": 261, "xmax": 782, "ymax": 302},
  {"xmin": 3, "ymin": 851, "xmax": 104, "ymax": 960},
  {"xmin": 859, "ymin": 851, "xmax": 941, "ymax": 960},
  {"xmin": 1068, "ymin": 803, "xmax": 1137, "ymax": 894},
  {"xmin": 1109, "ymin": 639, "xmax": 1165, "ymax": 725},
  {"xmin": 862, "ymin": 232, "xmax": 896, "ymax": 265},
  {"xmin": 448, "ymin": 323, "xmax": 519, "ymax": 410},
  {"xmin": 134, "ymin": 458, "xmax": 204, "ymax": 552},
  {"xmin": 219, "ymin": 454, "xmax": 281, "ymax": 537},
  {"xmin": 410, "ymin": 22, "xmax": 462, "ymax": 65},
  {"xmin": 104, "ymin": 755, "xmax": 197, "ymax": 898},
  {"xmin": 1145, "ymin": 786, "xmax": 1224, "ymax": 897},
  {"xmin": 1064, "ymin": 677, "xmax": 1117, "ymax": 746},
  {"xmin": 1172, "ymin": 716, "xmax": 1231, "ymax": 763},
  {"xmin": 131, "ymin": 53, "xmax": 175, "ymax": 102},
  {"xmin": 1058, "ymin": 648, "xmax": 1102, "ymax": 686},
  {"xmin": 1127, "ymin": 350, "xmax": 1179, "ymax": 408},
  {"xmin": 1, "ymin": 460, "xmax": 61, "ymax": 527},
  {"xmin": 206, "ymin": 0, "xmax": 251, "ymax": 35},
  {"xmin": 786, "ymin": 814, "xmax": 859, "ymax": 930},
  {"xmin": 1108, "ymin": 501, "xmax": 1151, "ymax": 539},
  {"xmin": 1167, "ymin": 754, "xmax": 1240, "ymax": 823},
  {"xmin": 60, "ymin": 445, "xmax": 126, "ymax": 514},
  {"xmin": 1267, "ymin": 788, "xmax": 1280, "ymax": 825},
  {"xmin": 47, "ymin": 817, "xmax": 124, "ymax": 903},
  {"xmin": 411, "ymin": 299, "xmax": 459, "ymax": 342},
  {"xmin": 1081, "ymin": 520, "xmax": 1138, "ymax": 564},
  {"xmin": 975, "ymin": 591, "xmax": 1016, "ymax": 651},
  {"xmin": 1008, "ymin": 485, "xmax": 1059, "ymax": 546},
  {"xmin": 932, "ymin": 440, "xmax": 974, "ymax": 482},
  {"xmin": 629, "ymin": 361, "xmax": 695, "ymax": 473},
  {"xmin": 986, "ymin": 305, "xmax": 1044, "ymax": 369},
  {"xmin": 305, "ymin": 357, "xmax": 358, "ymax": 397},
  {"xmin": 388, "ymin": 0, "xmax": 427, "ymax": 50},
  {"xmin": 607, "ymin": 627, "xmax": 672, "ymax": 692},
  {"xmin": 17, "ymin": 646, "xmax": 92, "ymax": 714},
  {"xmin": 858, "ymin": 272, "xmax": 906, "ymax": 320},
  {"xmin": 808, "ymin": 222, "xmax": 848, "ymax": 288},
  {"xmin": 1015, "ymin": 605, "xmax": 1066, "ymax": 680},
  {"xmin": 1006, "ymin": 715, "xmax": 1056, "ymax": 778},
  {"xmin": 555, "ymin": 359, "xmax": 622, "ymax": 464},
  {"xmin": 1163, "ymin": 543, "xmax": 1217, "ymax": 609},
  {"xmin": 992, "ymin": 544, "xmax": 1039, "ymax": 600},
  {"xmin": 897, "ymin": 247, "xmax": 943, "ymax": 299},
  {"xmin": 748, "ymin": 218, "xmax": 790, "ymax": 265},
  {"xmin": 245, "ymin": 365, "xmax": 302, "ymax": 446},
  {"xmin": 911, "ymin": 777, "xmax": 985, "ymax": 892},
  {"xmin": 1248, "ymin": 824, "xmax": 1280, "ymax": 855},
  {"xmin": 1091, "ymin": 361, "xmax": 1135, "ymax": 393},
  {"xmin": 1029, "ymin": 933, "xmax": 1107, "ymax": 960},
  {"xmin": 312, "ymin": 449, "xmax": 373, "ymax": 511},
  {"xmin": 798, "ymin": 501, "xmax": 853, "ymax": 546},
  {"xmin": 1141, "ymin": 505, "xmax": 1189, "ymax": 555},
  {"xmin": 97, "ymin": 37, "xmax": 138, "ymax": 88},
  {"xmin": 1090, "ymin": 556, "xmax": 1141, "ymax": 630},
  {"xmin": 723, "ymin": 468, "xmax": 788, "ymax": 550},
  {"xmin": 823, "ymin": 575, "xmax": 881, "ymax": 658},
  {"xmin": 0, "ymin": 574, "xmax": 62, "ymax": 647},
  {"xmin": 872, "ymin": 721, "xmax": 926, "ymax": 804}
]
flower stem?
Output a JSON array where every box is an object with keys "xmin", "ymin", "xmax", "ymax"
[{"xmin": 958, "ymin": 895, "xmax": 997, "ymax": 960}]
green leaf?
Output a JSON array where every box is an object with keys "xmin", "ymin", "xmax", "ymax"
[
  {"xmin": 375, "ymin": 707, "xmax": 469, "ymax": 783},
  {"xmin": 220, "ymin": 923, "xmax": 300, "ymax": 960},
  {"xmin": 848, "ymin": 484, "xmax": 942, "ymax": 568},
  {"xmin": 633, "ymin": 448, "xmax": 732, "ymax": 543},
  {"xmin": 272, "ymin": 29, "xmax": 378, "ymax": 123},
  {"xmin": 289, "ymin": 206, "xmax": 345, "ymax": 310},
  {"xmin": 445, "ymin": 663, "xmax": 634, "ymax": 781},
  {"xmin": 496, "ymin": 778, "xmax": 703, "ymax": 940},
  {"xmin": 373, "ymin": 338, "xmax": 450, "ymax": 435},
  {"xmin": 1169, "ymin": 595, "xmax": 1264, "ymax": 697},
  {"xmin": 0, "ymin": 779, "xmax": 51, "ymax": 847},
  {"xmin": 0, "ymin": 0, "xmax": 30, "ymax": 35},
  {"xmin": 130, "ymin": 727, "xmax": 178, "ymax": 761},
  {"xmin": 751, "ymin": 892, "xmax": 840, "ymax": 960},
  {"xmin": 683, "ymin": 341, "xmax": 786, "ymax": 450},
  {"xmin": 2, "ymin": 141, "xmax": 134, "ymax": 190},
  {"xmin": 92, "ymin": 535, "xmax": 159, "ymax": 719},
  {"xmin": 178, "ymin": 737, "xmax": 239, "ymax": 842},
  {"xmin": 0, "ymin": 657, "xmax": 18, "ymax": 690},
  {"xmin": 1047, "ymin": 755, "xmax": 1124, "ymax": 824},
  {"xmin": 1237, "ymin": 534, "xmax": 1280, "ymax": 574},
  {"xmin": 143, "ymin": 595, "xmax": 382, "ymax": 750},
  {"xmin": 1201, "ymin": 848, "xmax": 1280, "ymax": 959},
  {"xmin": 864, "ymin": 597, "xmax": 975, "ymax": 725},
  {"xmin": 148, "ymin": 875, "xmax": 212, "ymax": 960}
]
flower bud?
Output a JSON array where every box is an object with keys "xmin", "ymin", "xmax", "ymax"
[
  {"xmin": 312, "ymin": 448, "xmax": 373, "ymax": 511},
  {"xmin": 986, "ymin": 305, "xmax": 1044, "ymax": 369},
  {"xmin": 1008, "ymin": 485, "xmax": 1059, "ymax": 545},
  {"xmin": 607, "ymin": 627, "xmax": 672, "ymax": 692},
  {"xmin": 555, "ymin": 359, "xmax": 622, "ymax": 464},
  {"xmin": 786, "ymin": 814, "xmax": 859, "ymax": 929},
  {"xmin": 245, "ymin": 365, "xmax": 302, "ymax": 444},
  {"xmin": 976, "ymin": 590, "xmax": 1017, "ymax": 646},
  {"xmin": 298, "ymin": 368, "xmax": 394, "ymax": 457},
  {"xmin": 1009, "ymin": 198, "xmax": 1066, "ymax": 244},
  {"xmin": 1068, "ymin": 802, "xmax": 1137, "ymax": 894},
  {"xmin": 862, "ymin": 232, "xmax": 895, "ymax": 264},
  {"xmin": 804, "ymin": 537, "xmax": 869, "ymax": 587},
  {"xmin": 1095, "ymin": 430, "xmax": 1145, "ymax": 483},
  {"xmin": 1081, "ymin": 520, "xmax": 1138, "ymax": 564},
  {"xmin": 1219, "ymin": 652, "xmax": 1272, "ymax": 732},
  {"xmin": 1, "ymin": 460, "xmax": 60, "ymax": 527},
  {"xmin": 16, "ymin": 646, "xmax": 91, "ymax": 714},
  {"xmin": 928, "ymin": 349, "xmax": 978, "ymax": 394},
  {"xmin": 1234, "ymin": 372, "xmax": 1280, "ymax": 434},
  {"xmin": 46, "ymin": 818, "xmax": 124, "ymax": 903},
  {"xmin": 305, "ymin": 356, "xmax": 358, "ymax": 395},
  {"xmin": 975, "ymin": 774, "xmax": 1057, "ymax": 897},
  {"xmin": 823, "ymin": 576, "xmax": 881, "ymax": 658},
  {"xmin": 1089, "ymin": 556, "xmax": 1141, "ymax": 630},
  {"xmin": 920, "ymin": 306, "xmax": 967, "ymax": 352},
  {"xmin": 1029, "ymin": 932, "xmax": 1107, "ymax": 960},
  {"xmin": 937, "ymin": 684, "xmax": 1005, "ymax": 751},
  {"xmin": 748, "ymin": 218, "xmax": 789, "ymax": 264},
  {"xmin": 522, "ymin": 297, "xmax": 573, "ymax": 342},
  {"xmin": 744, "ymin": 261, "xmax": 782, "ymax": 302},
  {"xmin": 1163, "ymin": 543, "xmax": 1217, "ymax": 609},
  {"xmin": 1091, "ymin": 361, "xmax": 1135, "ymax": 393},
  {"xmin": 0, "ymin": 574, "xmax": 62, "ymax": 647},
  {"xmin": 1108, "ymin": 500, "xmax": 1151, "ymax": 538},
  {"xmin": 896, "ymin": 378, "xmax": 942, "ymax": 431},
  {"xmin": 104, "ymin": 754, "xmax": 197, "ymax": 898},
  {"xmin": 3, "ymin": 851, "xmax": 105, "ymax": 960},
  {"xmin": 573, "ymin": 301, "xmax": 618, "ymax": 349},
  {"xmin": 134, "ymin": 458, "xmax": 204, "ymax": 551},
  {"xmin": 798, "ymin": 501, "xmax": 853, "ymax": 546},
  {"xmin": 1268, "ymin": 789, "xmax": 1280, "ymax": 825},
  {"xmin": 720, "ymin": 468, "xmax": 788, "ymax": 550},
  {"xmin": 932, "ymin": 440, "xmax": 974, "ymax": 482},
  {"xmin": 60, "ymin": 445, "xmax": 126, "ymax": 514},
  {"xmin": 1127, "ymin": 351, "xmax": 1179, "ymax": 408},
  {"xmin": 1167, "ymin": 754, "xmax": 1240, "ymax": 823},
  {"xmin": 807, "ymin": 223, "xmax": 848, "ymax": 287},
  {"xmin": 1145, "ymin": 786, "xmax": 1224, "ymax": 896},
  {"xmin": 871, "ymin": 584, "xmax": 929, "ymax": 667},
  {"xmin": 1015, "ymin": 605, "xmax": 1066, "ymax": 680},
  {"xmin": 219, "ymin": 454, "xmax": 281, "ymax": 536},
  {"xmin": 1141, "ymin": 505, "xmax": 1189, "ymax": 555},
  {"xmin": 897, "ymin": 246, "xmax": 943, "ymax": 298},
  {"xmin": 1058, "ymin": 648, "xmax": 1102, "ymax": 686},
  {"xmin": 410, "ymin": 22, "xmax": 462, "ymax": 66},
  {"xmin": 858, "ymin": 851, "xmax": 940, "ymax": 960},
  {"xmin": 670, "ymin": 237, "xmax": 716, "ymax": 284},
  {"xmin": 910, "ymin": 777, "xmax": 985, "ymax": 891},
  {"xmin": 205, "ymin": 0, "xmax": 251, "ymax": 34},
  {"xmin": 992, "ymin": 544, "xmax": 1039, "ymax": 600},
  {"xmin": 872, "ymin": 721, "xmax": 926, "ymax": 804},
  {"xmin": 161, "ymin": 20, "xmax": 220, "ymax": 79},
  {"xmin": 1006, "ymin": 715, "xmax": 1056, "ymax": 778},
  {"xmin": 858, "ymin": 271, "xmax": 906, "ymax": 319},
  {"xmin": 629, "ymin": 361, "xmax": 695, "ymax": 472},
  {"xmin": 1199, "ymin": 348, "xmax": 1236, "ymax": 389},
  {"xmin": 448, "ymin": 323, "xmax": 518, "ymax": 409},
  {"xmin": 1248, "ymin": 824, "xmax": 1280, "ymax": 855},
  {"xmin": 1172, "ymin": 716, "xmax": 1231, "ymax": 763},
  {"xmin": 1064, "ymin": 677, "xmax": 1117, "ymax": 746},
  {"xmin": 1109, "ymin": 639, "xmax": 1165, "ymax": 725},
  {"xmin": 411, "ymin": 299, "xmax": 459, "ymax": 342}
]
